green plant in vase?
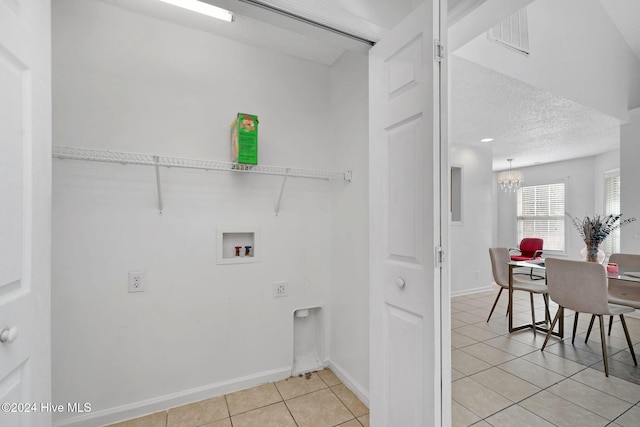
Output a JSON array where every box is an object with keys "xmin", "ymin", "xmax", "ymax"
[{"xmin": 566, "ymin": 213, "xmax": 636, "ymax": 262}]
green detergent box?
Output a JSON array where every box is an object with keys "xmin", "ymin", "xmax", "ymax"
[{"xmin": 230, "ymin": 113, "xmax": 259, "ymax": 165}]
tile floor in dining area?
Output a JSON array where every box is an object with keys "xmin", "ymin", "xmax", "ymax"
[
  {"xmin": 452, "ymin": 283, "xmax": 640, "ymax": 427},
  {"xmin": 106, "ymin": 368, "xmax": 369, "ymax": 427}
]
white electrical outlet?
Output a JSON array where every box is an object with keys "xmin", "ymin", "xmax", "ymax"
[
  {"xmin": 273, "ymin": 281, "xmax": 288, "ymax": 298},
  {"xmin": 128, "ymin": 270, "xmax": 145, "ymax": 293}
]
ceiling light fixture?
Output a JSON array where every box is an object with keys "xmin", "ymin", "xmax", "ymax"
[
  {"xmin": 480, "ymin": 138, "xmax": 494, "ymax": 143},
  {"xmin": 497, "ymin": 159, "xmax": 523, "ymax": 193},
  {"xmin": 157, "ymin": 0, "xmax": 234, "ymax": 22}
]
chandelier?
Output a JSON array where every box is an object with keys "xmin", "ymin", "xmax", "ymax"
[{"xmin": 497, "ymin": 159, "xmax": 523, "ymax": 193}]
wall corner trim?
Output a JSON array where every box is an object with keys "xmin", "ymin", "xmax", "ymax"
[{"xmin": 327, "ymin": 359, "xmax": 370, "ymax": 408}]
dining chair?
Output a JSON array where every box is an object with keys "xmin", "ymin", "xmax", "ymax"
[
  {"xmin": 488, "ymin": 248, "xmax": 550, "ymax": 327},
  {"xmin": 509, "ymin": 238, "xmax": 544, "ymax": 279},
  {"xmin": 585, "ymin": 253, "xmax": 640, "ymax": 338},
  {"xmin": 509, "ymin": 238, "xmax": 544, "ymax": 262},
  {"xmin": 541, "ymin": 258, "xmax": 637, "ymax": 376}
]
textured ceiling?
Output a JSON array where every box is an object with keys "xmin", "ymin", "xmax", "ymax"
[
  {"xmin": 450, "ymin": 55, "xmax": 623, "ymax": 171},
  {"xmin": 600, "ymin": 0, "xmax": 640, "ymax": 62}
]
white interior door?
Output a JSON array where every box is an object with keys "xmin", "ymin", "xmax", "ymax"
[
  {"xmin": 0, "ymin": 1, "xmax": 52, "ymax": 426},
  {"xmin": 369, "ymin": 1, "xmax": 445, "ymax": 426}
]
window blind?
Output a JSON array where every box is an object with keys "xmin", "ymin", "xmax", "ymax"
[
  {"xmin": 604, "ymin": 172, "xmax": 621, "ymax": 255},
  {"xmin": 517, "ymin": 182, "xmax": 565, "ymax": 251}
]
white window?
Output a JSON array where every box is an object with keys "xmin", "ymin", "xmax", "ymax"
[
  {"xmin": 517, "ymin": 182, "xmax": 565, "ymax": 251},
  {"xmin": 603, "ymin": 170, "xmax": 621, "ymax": 255}
]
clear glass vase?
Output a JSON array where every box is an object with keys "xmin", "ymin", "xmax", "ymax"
[{"xmin": 580, "ymin": 242, "xmax": 605, "ymax": 263}]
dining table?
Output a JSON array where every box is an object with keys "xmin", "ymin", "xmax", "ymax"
[{"xmin": 507, "ymin": 259, "xmax": 640, "ymax": 338}]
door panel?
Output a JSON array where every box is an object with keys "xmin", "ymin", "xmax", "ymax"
[
  {"xmin": 387, "ymin": 116, "xmax": 422, "ymax": 263},
  {"xmin": 0, "ymin": 1, "xmax": 51, "ymax": 426},
  {"xmin": 0, "ymin": 8, "xmax": 32, "ymax": 424},
  {"xmin": 387, "ymin": 36, "xmax": 422, "ymax": 98},
  {"xmin": 369, "ymin": 1, "xmax": 442, "ymax": 426},
  {"xmin": 0, "ymin": 364, "xmax": 27, "ymax": 427},
  {"xmin": 385, "ymin": 305, "xmax": 423, "ymax": 426},
  {"xmin": 0, "ymin": 44, "xmax": 26, "ymax": 296}
]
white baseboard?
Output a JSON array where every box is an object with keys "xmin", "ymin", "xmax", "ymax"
[
  {"xmin": 54, "ymin": 366, "xmax": 292, "ymax": 427},
  {"xmin": 450, "ymin": 284, "xmax": 494, "ymax": 298},
  {"xmin": 327, "ymin": 359, "xmax": 369, "ymax": 408}
]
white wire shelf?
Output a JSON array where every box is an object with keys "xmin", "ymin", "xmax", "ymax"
[
  {"xmin": 52, "ymin": 146, "xmax": 352, "ymax": 214},
  {"xmin": 52, "ymin": 146, "xmax": 351, "ymax": 181}
]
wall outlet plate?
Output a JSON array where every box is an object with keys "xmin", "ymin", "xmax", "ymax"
[
  {"xmin": 128, "ymin": 270, "xmax": 145, "ymax": 293},
  {"xmin": 273, "ymin": 281, "xmax": 288, "ymax": 298}
]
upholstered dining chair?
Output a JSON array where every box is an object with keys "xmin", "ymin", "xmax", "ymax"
[
  {"xmin": 585, "ymin": 253, "xmax": 640, "ymax": 337},
  {"xmin": 488, "ymin": 248, "xmax": 550, "ymax": 326},
  {"xmin": 509, "ymin": 238, "xmax": 544, "ymax": 262},
  {"xmin": 541, "ymin": 258, "xmax": 637, "ymax": 377},
  {"xmin": 509, "ymin": 238, "xmax": 544, "ymax": 279}
]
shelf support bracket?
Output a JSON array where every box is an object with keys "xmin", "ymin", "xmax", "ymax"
[
  {"xmin": 154, "ymin": 155, "xmax": 164, "ymax": 213},
  {"xmin": 275, "ymin": 168, "xmax": 291, "ymax": 216}
]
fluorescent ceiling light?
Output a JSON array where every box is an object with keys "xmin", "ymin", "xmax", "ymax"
[
  {"xmin": 157, "ymin": 0, "xmax": 234, "ymax": 22},
  {"xmin": 480, "ymin": 138, "xmax": 494, "ymax": 143}
]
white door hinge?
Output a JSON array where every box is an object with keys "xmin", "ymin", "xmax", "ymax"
[
  {"xmin": 434, "ymin": 39, "xmax": 445, "ymax": 62},
  {"xmin": 435, "ymin": 246, "xmax": 445, "ymax": 267}
]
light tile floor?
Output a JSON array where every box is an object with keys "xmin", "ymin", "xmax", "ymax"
[
  {"xmin": 452, "ymin": 283, "xmax": 640, "ymax": 427},
  {"xmin": 105, "ymin": 368, "xmax": 369, "ymax": 427}
]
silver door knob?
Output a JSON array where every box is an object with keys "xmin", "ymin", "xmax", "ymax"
[
  {"xmin": 395, "ymin": 278, "xmax": 406, "ymax": 289},
  {"xmin": 0, "ymin": 327, "xmax": 18, "ymax": 343}
]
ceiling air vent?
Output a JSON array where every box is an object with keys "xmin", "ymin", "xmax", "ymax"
[{"xmin": 488, "ymin": 8, "xmax": 529, "ymax": 55}]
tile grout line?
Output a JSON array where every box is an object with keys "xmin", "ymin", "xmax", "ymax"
[
  {"xmin": 222, "ymin": 394, "xmax": 232, "ymax": 427},
  {"xmin": 608, "ymin": 400, "xmax": 640, "ymax": 426},
  {"xmin": 478, "ymin": 366, "xmax": 578, "ymax": 424},
  {"xmin": 282, "ymin": 371, "xmax": 342, "ymax": 426},
  {"xmin": 323, "ymin": 371, "xmax": 369, "ymax": 426},
  {"xmin": 271, "ymin": 377, "xmax": 299, "ymax": 427},
  {"xmin": 327, "ymin": 383, "xmax": 364, "ymax": 424},
  {"xmin": 283, "ymin": 397, "xmax": 300, "ymax": 426}
]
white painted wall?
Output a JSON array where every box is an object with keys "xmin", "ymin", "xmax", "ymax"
[
  {"xmin": 495, "ymin": 152, "xmax": 623, "ymax": 260},
  {"xmin": 450, "ymin": 145, "xmax": 494, "ymax": 295},
  {"xmin": 454, "ymin": 0, "xmax": 640, "ymax": 121},
  {"xmin": 52, "ymin": 1, "xmax": 367, "ymax": 424},
  {"xmin": 621, "ymin": 108, "xmax": 640, "ymax": 253},
  {"xmin": 328, "ymin": 51, "xmax": 370, "ymax": 401}
]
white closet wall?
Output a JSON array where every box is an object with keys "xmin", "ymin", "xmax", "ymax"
[
  {"xmin": 52, "ymin": 0, "xmax": 367, "ymax": 424},
  {"xmin": 328, "ymin": 50, "xmax": 370, "ymax": 400}
]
